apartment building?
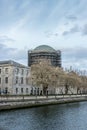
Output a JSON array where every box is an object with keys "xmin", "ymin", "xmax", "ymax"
[{"xmin": 0, "ymin": 60, "xmax": 31, "ymax": 95}]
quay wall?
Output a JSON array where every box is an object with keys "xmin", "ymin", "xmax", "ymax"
[{"xmin": 0, "ymin": 95, "xmax": 87, "ymax": 110}]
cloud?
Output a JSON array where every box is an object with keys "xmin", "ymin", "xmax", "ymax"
[
  {"xmin": 66, "ymin": 15, "xmax": 77, "ymax": 21},
  {"xmin": 70, "ymin": 25, "xmax": 80, "ymax": 33},
  {"xmin": 0, "ymin": 35, "xmax": 15, "ymax": 43},
  {"xmin": 0, "ymin": 43, "xmax": 27, "ymax": 65},
  {"xmin": 62, "ymin": 47, "xmax": 87, "ymax": 69},
  {"xmin": 63, "ymin": 47, "xmax": 87, "ymax": 60},
  {"xmin": 54, "ymin": 33, "xmax": 58, "ymax": 36},
  {"xmin": 62, "ymin": 25, "xmax": 80, "ymax": 36},
  {"xmin": 44, "ymin": 31, "xmax": 58, "ymax": 38},
  {"xmin": 62, "ymin": 31, "xmax": 69, "ymax": 36},
  {"xmin": 82, "ymin": 24, "xmax": 87, "ymax": 35},
  {"xmin": 62, "ymin": 23, "xmax": 87, "ymax": 36}
]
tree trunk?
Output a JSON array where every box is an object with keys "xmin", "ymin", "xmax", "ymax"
[
  {"xmin": 65, "ymin": 84, "xmax": 69, "ymax": 94},
  {"xmin": 43, "ymin": 84, "xmax": 48, "ymax": 95}
]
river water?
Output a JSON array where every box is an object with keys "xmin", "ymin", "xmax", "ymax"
[{"xmin": 0, "ymin": 102, "xmax": 87, "ymax": 130}]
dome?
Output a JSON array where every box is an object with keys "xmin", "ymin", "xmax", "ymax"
[{"xmin": 33, "ymin": 45, "xmax": 56, "ymax": 52}]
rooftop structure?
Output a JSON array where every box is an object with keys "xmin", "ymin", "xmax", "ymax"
[
  {"xmin": 0, "ymin": 60, "xmax": 28, "ymax": 68},
  {"xmin": 33, "ymin": 45, "xmax": 56, "ymax": 52},
  {"xmin": 28, "ymin": 45, "xmax": 61, "ymax": 67}
]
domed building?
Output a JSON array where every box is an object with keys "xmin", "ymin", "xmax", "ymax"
[{"xmin": 28, "ymin": 45, "xmax": 61, "ymax": 67}]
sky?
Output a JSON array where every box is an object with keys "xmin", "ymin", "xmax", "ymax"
[{"xmin": 0, "ymin": 0, "xmax": 87, "ymax": 70}]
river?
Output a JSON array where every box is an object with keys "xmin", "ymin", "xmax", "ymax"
[{"xmin": 0, "ymin": 101, "xmax": 87, "ymax": 130}]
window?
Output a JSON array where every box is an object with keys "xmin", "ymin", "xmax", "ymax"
[
  {"xmin": 15, "ymin": 68, "xmax": 19, "ymax": 74},
  {"xmin": 31, "ymin": 88, "xmax": 33, "ymax": 95},
  {"xmin": 5, "ymin": 77, "xmax": 8, "ymax": 84},
  {"xmin": 16, "ymin": 88, "xmax": 18, "ymax": 94},
  {"xmin": 16, "ymin": 76, "xmax": 18, "ymax": 84},
  {"xmin": 21, "ymin": 69, "xmax": 24, "ymax": 75},
  {"xmin": 26, "ymin": 88, "xmax": 28, "ymax": 94},
  {"xmin": 5, "ymin": 87, "xmax": 8, "ymax": 94},
  {"xmin": 5, "ymin": 68, "xmax": 8, "ymax": 74},
  {"xmin": 0, "ymin": 78, "xmax": 1, "ymax": 84},
  {"xmin": 26, "ymin": 70, "xmax": 28, "ymax": 75},
  {"xmin": 0, "ymin": 69, "xmax": 1, "ymax": 74},
  {"xmin": 21, "ymin": 88, "xmax": 23, "ymax": 93},
  {"xmin": 21, "ymin": 77, "xmax": 23, "ymax": 84}
]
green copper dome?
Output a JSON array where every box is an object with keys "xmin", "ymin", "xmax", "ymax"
[{"xmin": 33, "ymin": 45, "xmax": 56, "ymax": 52}]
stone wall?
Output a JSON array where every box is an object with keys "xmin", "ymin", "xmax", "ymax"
[
  {"xmin": 0, "ymin": 95, "xmax": 87, "ymax": 110},
  {"xmin": 0, "ymin": 94, "xmax": 86, "ymax": 102}
]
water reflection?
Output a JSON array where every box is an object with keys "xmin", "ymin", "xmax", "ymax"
[{"xmin": 0, "ymin": 102, "xmax": 87, "ymax": 130}]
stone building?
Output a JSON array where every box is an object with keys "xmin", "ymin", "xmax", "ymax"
[
  {"xmin": 0, "ymin": 60, "xmax": 31, "ymax": 95},
  {"xmin": 28, "ymin": 45, "xmax": 61, "ymax": 67}
]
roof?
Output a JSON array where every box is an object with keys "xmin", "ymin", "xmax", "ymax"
[
  {"xmin": 32, "ymin": 45, "xmax": 56, "ymax": 53},
  {"xmin": 0, "ymin": 60, "xmax": 28, "ymax": 68}
]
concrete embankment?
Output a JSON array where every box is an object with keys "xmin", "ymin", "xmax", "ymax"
[{"xmin": 0, "ymin": 95, "xmax": 87, "ymax": 110}]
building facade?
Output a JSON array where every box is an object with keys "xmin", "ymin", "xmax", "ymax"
[
  {"xmin": 0, "ymin": 60, "xmax": 31, "ymax": 95},
  {"xmin": 28, "ymin": 45, "xmax": 61, "ymax": 67}
]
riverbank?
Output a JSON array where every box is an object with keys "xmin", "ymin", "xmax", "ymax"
[{"xmin": 0, "ymin": 95, "xmax": 87, "ymax": 111}]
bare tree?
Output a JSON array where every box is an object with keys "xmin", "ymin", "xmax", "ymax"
[
  {"xmin": 29, "ymin": 60, "xmax": 55, "ymax": 95},
  {"xmin": 29, "ymin": 60, "xmax": 87, "ymax": 95},
  {"xmin": 65, "ymin": 71, "xmax": 82, "ymax": 94},
  {"xmin": 29, "ymin": 60, "xmax": 68, "ymax": 95}
]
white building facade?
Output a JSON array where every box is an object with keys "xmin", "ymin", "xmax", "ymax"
[{"xmin": 0, "ymin": 60, "xmax": 31, "ymax": 95}]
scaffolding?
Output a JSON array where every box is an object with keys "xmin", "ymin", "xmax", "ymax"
[{"xmin": 28, "ymin": 50, "xmax": 61, "ymax": 67}]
